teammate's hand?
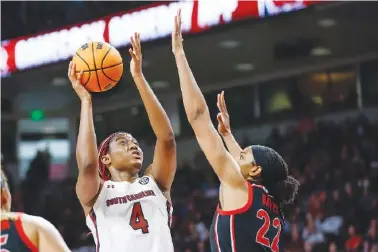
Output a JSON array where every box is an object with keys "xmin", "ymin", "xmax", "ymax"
[
  {"xmin": 217, "ymin": 91, "xmax": 231, "ymax": 136},
  {"xmin": 129, "ymin": 32, "xmax": 143, "ymax": 78},
  {"xmin": 68, "ymin": 61, "xmax": 91, "ymax": 102},
  {"xmin": 172, "ymin": 9, "xmax": 184, "ymax": 55}
]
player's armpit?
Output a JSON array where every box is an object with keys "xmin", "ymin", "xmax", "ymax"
[
  {"xmin": 191, "ymin": 112, "xmax": 246, "ymax": 189},
  {"xmin": 76, "ymin": 171, "xmax": 102, "ymax": 213},
  {"xmin": 150, "ymin": 137, "xmax": 177, "ymax": 191},
  {"xmin": 32, "ymin": 216, "xmax": 70, "ymax": 252}
]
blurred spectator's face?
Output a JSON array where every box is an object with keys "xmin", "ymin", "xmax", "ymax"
[
  {"xmin": 348, "ymin": 225, "xmax": 356, "ymax": 236},
  {"xmin": 291, "ymin": 224, "xmax": 299, "ymax": 241},
  {"xmin": 329, "ymin": 242, "xmax": 337, "ymax": 252},
  {"xmin": 332, "ymin": 190, "xmax": 339, "ymax": 200},
  {"xmin": 304, "ymin": 242, "xmax": 313, "ymax": 252}
]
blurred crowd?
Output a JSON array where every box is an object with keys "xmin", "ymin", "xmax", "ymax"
[
  {"xmin": 1, "ymin": 1, "xmax": 151, "ymax": 40},
  {"xmin": 3, "ymin": 114, "xmax": 378, "ymax": 252}
]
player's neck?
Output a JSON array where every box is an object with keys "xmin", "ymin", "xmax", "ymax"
[{"xmin": 111, "ymin": 171, "xmax": 138, "ymax": 182}]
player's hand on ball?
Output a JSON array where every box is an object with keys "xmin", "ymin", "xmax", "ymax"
[
  {"xmin": 129, "ymin": 32, "xmax": 143, "ymax": 78},
  {"xmin": 217, "ymin": 91, "xmax": 231, "ymax": 136},
  {"xmin": 172, "ymin": 9, "xmax": 184, "ymax": 55},
  {"xmin": 68, "ymin": 61, "xmax": 91, "ymax": 102}
]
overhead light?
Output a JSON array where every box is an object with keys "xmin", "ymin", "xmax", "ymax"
[
  {"xmin": 94, "ymin": 115, "xmax": 103, "ymax": 122},
  {"xmin": 151, "ymin": 81, "xmax": 169, "ymax": 89},
  {"xmin": 234, "ymin": 63, "xmax": 255, "ymax": 72},
  {"xmin": 317, "ymin": 18, "xmax": 336, "ymax": 28},
  {"xmin": 52, "ymin": 77, "xmax": 68, "ymax": 86},
  {"xmin": 131, "ymin": 107, "xmax": 139, "ymax": 116},
  {"xmin": 43, "ymin": 126, "xmax": 56, "ymax": 133},
  {"xmin": 219, "ymin": 40, "xmax": 240, "ymax": 49},
  {"xmin": 311, "ymin": 47, "xmax": 332, "ymax": 56}
]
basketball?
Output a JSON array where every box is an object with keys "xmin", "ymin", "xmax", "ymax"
[{"xmin": 72, "ymin": 41, "xmax": 123, "ymax": 92}]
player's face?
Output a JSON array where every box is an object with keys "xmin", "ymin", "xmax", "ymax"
[
  {"xmin": 107, "ymin": 133, "xmax": 143, "ymax": 174},
  {"xmin": 236, "ymin": 146, "xmax": 257, "ymax": 179},
  {"xmin": 1, "ymin": 186, "xmax": 11, "ymax": 211}
]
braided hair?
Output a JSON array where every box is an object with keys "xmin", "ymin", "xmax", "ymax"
[
  {"xmin": 97, "ymin": 132, "xmax": 121, "ymax": 181},
  {"xmin": 250, "ymin": 145, "xmax": 299, "ymax": 204}
]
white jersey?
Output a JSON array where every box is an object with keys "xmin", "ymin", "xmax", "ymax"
[{"xmin": 86, "ymin": 176, "xmax": 174, "ymax": 252}]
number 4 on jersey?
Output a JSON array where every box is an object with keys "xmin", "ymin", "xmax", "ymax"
[
  {"xmin": 129, "ymin": 202, "xmax": 149, "ymax": 234},
  {"xmin": 255, "ymin": 209, "xmax": 281, "ymax": 252}
]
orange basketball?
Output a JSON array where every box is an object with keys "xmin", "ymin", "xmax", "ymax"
[{"xmin": 72, "ymin": 41, "xmax": 123, "ymax": 92}]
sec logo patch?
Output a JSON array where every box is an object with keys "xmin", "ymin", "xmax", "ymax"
[{"xmin": 139, "ymin": 177, "xmax": 149, "ymax": 185}]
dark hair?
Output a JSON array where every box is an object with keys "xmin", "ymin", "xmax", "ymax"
[
  {"xmin": 268, "ymin": 175, "xmax": 299, "ymax": 204},
  {"xmin": 97, "ymin": 132, "xmax": 122, "ymax": 180},
  {"xmin": 250, "ymin": 145, "xmax": 299, "ymax": 204}
]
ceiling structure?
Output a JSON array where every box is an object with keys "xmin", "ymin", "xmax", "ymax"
[{"xmin": 2, "ymin": 1, "xmax": 378, "ymax": 115}]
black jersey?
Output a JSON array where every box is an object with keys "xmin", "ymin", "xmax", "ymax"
[
  {"xmin": 1, "ymin": 214, "xmax": 37, "ymax": 252},
  {"xmin": 209, "ymin": 182, "xmax": 284, "ymax": 252}
]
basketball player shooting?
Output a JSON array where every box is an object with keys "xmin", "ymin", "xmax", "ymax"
[
  {"xmin": 1, "ymin": 168, "xmax": 70, "ymax": 251},
  {"xmin": 172, "ymin": 9, "xmax": 299, "ymax": 252},
  {"xmin": 68, "ymin": 33, "xmax": 176, "ymax": 252}
]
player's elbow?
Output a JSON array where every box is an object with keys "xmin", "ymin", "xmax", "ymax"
[
  {"xmin": 187, "ymin": 106, "xmax": 208, "ymax": 125},
  {"xmin": 76, "ymin": 153, "xmax": 98, "ymax": 173}
]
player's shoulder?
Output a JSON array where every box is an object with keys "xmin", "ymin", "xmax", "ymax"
[
  {"xmin": 20, "ymin": 213, "xmax": 55, "ymax": 231},
  {"xmin": 250, "ymin": 183, "xmax": 269, "ymax": 193}
]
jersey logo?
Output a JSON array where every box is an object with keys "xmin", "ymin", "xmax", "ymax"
[
  {"xmin": 139, "ymin": 177, "xmax": 149, "ymax": 185},
  {"xmin": 107, "ymin": 184, "xmax": 115, "ymax": 189}
]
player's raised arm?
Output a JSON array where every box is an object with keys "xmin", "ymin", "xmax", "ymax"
[
  {"xmin": 68, "ymin": 62, "xmax": 101, "ymax": 212},
  {"xmin": 216, "ymin": 91, "xmax": 243, "ymax": 158},
  {"xmin": 129, "ymin": 32, "xmax": 176, "ymax": 191},
  {"xmin": 172, "ymin": 10, "xmax": 245, "ymax": 189}
]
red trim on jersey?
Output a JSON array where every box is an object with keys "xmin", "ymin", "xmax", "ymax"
[
  {"xmin": 166, "ymin": 201, "xmax": 172, "ymax": 228},
  {"xmin": 1, "ymin": 220, "xmax": 10, "ymax": 230},
  {"xmin": 213, "ymin": 214, "xmax": 221, "ymax": 252},
  {"xmin": 217, "ymin": 182, "xmax": 253, "ymax": 215},
  {"xmin": 89, "ymin": 209, "xmax": 100, "ymax": 252},
  {"xmin": 230, "ymin": 215, "xmax": 237, "ymax": 252},
  {"xmin": 14, "ymin": 215, "xmax": 38, "ymax": 252}
]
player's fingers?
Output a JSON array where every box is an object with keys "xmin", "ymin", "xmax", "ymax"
[
  {"xmin": 68, "ymin": 61, "xmax": 72, "ymax": 77},
  {"xmin": 130, "ymin": 36, "xmax": 137, "ymax": 51},
  {"xmin": 177, "ymin": 9, "xmax": 182, "ymax": 28},
  {"xmin": 71, "ymin": 62, "xmax": 77, "ymax": 81},
  {"xmin": 136, "ymin": 32, "xmax": 141, "ymax": 53},
  {"xmin": 217, "ymin": 113, "xmax": 223, "ymax": 124},
  {"xmin": 175, "ymin": 15, "xmax": 179, "ymax": 35},
  {"xmin": 217, "ymin": 94, "xmax": 222, "ymax": 110},
  {"xmin": 221, "ymin": 91, "xmax": 228, "ymax": 113},
  {"xmin": 129, "ymin": 48, "xmax": 136, "ymax": 60},
  {"xmin": 76, "ymin": 70, "xmax": 84, "ymax": 84}
]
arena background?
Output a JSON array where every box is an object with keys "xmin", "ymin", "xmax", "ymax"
[{"xmin": 1, "ymin": 1, "xmax": 378, "ymax": 252}]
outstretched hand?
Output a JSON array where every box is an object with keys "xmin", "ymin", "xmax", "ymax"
[
  {"xmin": 68, "ymin": 61, "xmax": 91, "ymax": 102},
  {"xmin": 217, "ymin": 91, "xmax": 231, "ymax": 136},
  {"xmin": 129, "ymin": 32, "xmax": 143, "ymax": 78},
  {"xmin": 172, "ymin": 9, "xmax": 184, "ymax": 55}
]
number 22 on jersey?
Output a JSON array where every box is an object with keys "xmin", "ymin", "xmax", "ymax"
[
  {"xmin": 255, "ymin": 209, "xmax": 281, "ymax": 252},
  {"xmin": 129, "ymin": 202, "xmax": 149, "ymax": 234}
]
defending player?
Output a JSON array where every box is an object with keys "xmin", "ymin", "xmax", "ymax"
[
  {"xmin": 172, "ymin": 9, "xmax": 299, "ymax": 252},
  {"xmin": 1, "ymin": 168, "xmax": 70, "ymax": 252},
  {"xmin": 69, "ymin": 33, "xmax": 176, "ymax": 252}
]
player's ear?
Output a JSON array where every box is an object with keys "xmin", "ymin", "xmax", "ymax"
[
  {"xmin": 101, "ymin": 154, "xmax": 111, "ymax": 166},
  {"xmin": 1, "ymin": 187, "xmax": 9, "ymax": 210},
  {"xmin": 249, "ymin": 165, "xmax": 262, "ymax": 178}
]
